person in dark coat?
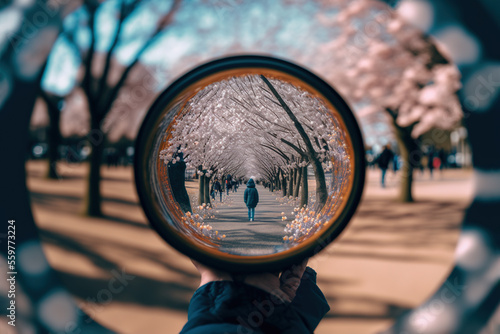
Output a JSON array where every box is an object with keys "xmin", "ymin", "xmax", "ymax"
[
  {"xmin": 213, "ymin": 179, "xmax": 222, "ymax": 202},
  {"xmin": 376, "ymin": 144, "xmax": 394, "ymax": 188},
  {"xmin": 180, "ymin": 259, "xmax": 330, "ymax": 334},
  {"xmin": 210, "ymin": 182, "xmax": 215, "ymax": 201},
  {"xmin": 226, "ymin": 175, "xmax": 233, "ymax": 195},
  {"xmin": 244, "ymin": 178, "xmax": 259, "ymax": 221},
  {"xmin": 392, "ymin": 154, "xmax": 399, "ymax": 174}
]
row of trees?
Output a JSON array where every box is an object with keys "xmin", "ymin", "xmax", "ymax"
[
  {"xmin": 35, "ymin": 0, "xmax": 463, "ymax": 220},
  {"xmin": 38, "ymin": 0, "xmax": 181, "ymax": 216},
  {"xmin": 313, "ymin": 0, "xmax": 463, "ymax": 201},
  {"xmin": 162, "ymin": 74, "xmax": 350, "ymax": 213}
]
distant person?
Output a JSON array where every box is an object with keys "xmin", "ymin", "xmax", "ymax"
[
  {"xmin": 392, "ymin": 154, "xmax": 399, "ymax": 174},
  {"xmin": 226, "ymin": 175, "xmax": 232, "ymax": 195},
  {"xmin": 244, "ymin": 178, "xmax": 259, "ymax": 221},
  {"xmin": 213, "ymin": 179, "xmax": 222, "ymax": 202},
  {"xmin": 365, "ymin": 149, "xmax": 376, "ymax": 169},
  {"xmin": 438, "ymin": 149, "xmax": 447, "ymax": 171},
  {"xmin": 210, "ymin": 183, "xmax": 215, "ymax": 201},
  {"xmin": 419, "ymin": 154, "xmax": 427, "ymax": 175},
  {"xmin": 428, "ymin": 149, "xmax": 435, "ymax": 179},
  {"xmin": 376, "ymin": 144, "xmax": 394, "ymax": 188},
  {"xmin": 433, "ymin": 155, "xmax": 441, "ymax": 172}
]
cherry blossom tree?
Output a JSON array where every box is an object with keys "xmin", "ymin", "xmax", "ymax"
[
  {"xmin": 314, "ymin": 0, "xmax": 463, "ymax": 202},
  {"xmin": 43, "ymin": 0, "xmax": 182, "ymax": 216},
  {"xmin": 36, "ymin": 91, "xmax": 64, "ymax": 179},
  {"xmin": 162, "ymin": 74, "xmax": 349, "ymax": 212}
]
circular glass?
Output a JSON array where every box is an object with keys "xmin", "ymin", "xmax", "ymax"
[{"xmin": 135, "ymin": 55, "xmax": 365, "ymax": 273}]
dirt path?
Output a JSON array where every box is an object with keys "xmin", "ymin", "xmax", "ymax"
[
  {"xmin": 26, "ymin": 161, "xmax": 471, "ymax": 334},
  {"xmin": 204, "ymin": 185, "xmax": 294, "ymax": 255}
]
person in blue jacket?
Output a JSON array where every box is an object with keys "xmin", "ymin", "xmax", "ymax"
[
  {"xmin": 180, "ymin": 259, "xmax": 330, "ymax": 334},
  {"xmin": 244, "ymin": 178, "xmax": 259, "ymax": 221}
]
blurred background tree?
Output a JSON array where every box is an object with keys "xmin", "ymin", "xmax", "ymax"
[
  {"xmin": 40, "ymin": 0, "xmax": 181, "ymax": 216},
  {"xmin": 34, "ymin": 0, "xmax": 465, "ymax": 213},
  {"xmin": 314, "ymin": 0, "xmax": 462, "ymax": 202}
]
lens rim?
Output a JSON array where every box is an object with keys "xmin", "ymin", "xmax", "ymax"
[{"xmin": 134, "ymin": 55, "xmax": 366, "ymax": 273}]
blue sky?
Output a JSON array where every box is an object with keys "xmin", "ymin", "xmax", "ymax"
[
  {"xmin": 39, "ymin": 0, "xmax": 484, "ymax": 149},
  {"xmin": 41, "ymin": 0, "xmax": 329, "ymax": 95}
]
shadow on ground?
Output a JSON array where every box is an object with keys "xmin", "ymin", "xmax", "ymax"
[{"xmin": 27, "ymin": 162, "xmax": 466, "ymax": 330}]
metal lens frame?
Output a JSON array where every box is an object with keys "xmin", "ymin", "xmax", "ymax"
[{"xmin": 134, "ymin": 55, "xmax": 366, "ymax": 273}]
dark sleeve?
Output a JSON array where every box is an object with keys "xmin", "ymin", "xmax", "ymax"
[
  {"xmin": 289, "ymin": 267, "xmax": 330, "ymax": 332},
  {"xmin": 180, "ymin": 281, "xmax": 309, "ymax": 334},
  {"xmin": 256, "ymin": 189, "xmax": 259, "ymax": 204},
  {"xmin": 244, "ymin": 189, "xmax": 248, "ymax": 203}
]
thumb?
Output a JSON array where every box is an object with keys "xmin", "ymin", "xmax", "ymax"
[{"xmin": 279, "ymin": 258, "xmax": 308, "ymax": 301}]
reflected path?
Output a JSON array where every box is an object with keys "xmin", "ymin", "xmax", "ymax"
[
  {"xmin": 206, "ymin": 185, "xmax": 295, "ymax": 255},
  {"xmin": 153, "ymin": 72, "xmax": 354, "ymax": 255},
  {"xmin": 27, "ymin": 161, "xmax": 467, "ymax": 333}
]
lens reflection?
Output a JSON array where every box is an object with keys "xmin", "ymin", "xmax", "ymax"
[{"xmin": 155, "ymin": 73, "xmax": 353, "ymax": 256}]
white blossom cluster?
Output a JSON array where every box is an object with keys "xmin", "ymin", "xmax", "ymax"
[
  {"xmin": 177, "ymin": 193, "xmax": 239, "ymax": 242},
  {"xmin": 180, "ymin": 211, "xmax": 226, "ymax": 241},
  {"xmin": 280, "ymin": 156, "xmax": 351, "ymax": 243},
  {"xmin": 159, "ymin": 74, "xmax": 352, "ymax": 245},
  {"xmin": 315, "ymin": 0, "xmax": 463, "ymax": 138},
  {"xmin": 161, "ymin": 74, "xmax": 349, "ymax": 184},
  {"xmin": 282, "ymin": 206, "xmax": 327, "ymax": 243}
]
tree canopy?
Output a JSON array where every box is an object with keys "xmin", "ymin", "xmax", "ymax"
[{"xmin": 161, "ymin": 74, "xmax": 350, "ymax": 208}]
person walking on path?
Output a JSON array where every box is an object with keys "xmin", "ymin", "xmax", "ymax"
[
  {"xmin": 376, "ymin": 144, "xmax": 394, "ymax": 188},
  {"xmin": 244, "ymin": 178, "xmax": 259, "ymax": 221},
  {"xmin": 213, "ymin": 179, "xmax": 222, "ymax": 202},
  {"xmin": 428, "ymin": 149, "xmax": 435, "ymax": 179},
  {"xmin": 392, "ymin": 154, "xmax": 399, "ymax": 174},
  {"xmin": 226, "ymin": 175, "xmax": 232, "ymax": 195},
  {"xmin": 210, "ymin": 182, "xmax": 215, "ymax": 201}
]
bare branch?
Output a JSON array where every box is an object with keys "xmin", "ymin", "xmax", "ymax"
[
  {"xmin": 97, "ymin": 0, "xmax": 141, "ymax": 102},
  {"xmin": 102, "ymin": 0, "xmax": 182, "ymax": 116}
]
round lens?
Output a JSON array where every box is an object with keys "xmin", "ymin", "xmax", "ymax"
[{"xmin": 135, "ymin": 55, "xmax": 365, "ymax": 273}]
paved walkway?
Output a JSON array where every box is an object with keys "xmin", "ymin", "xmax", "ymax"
[
  {"xmin": 26, "ymin": 161, "xmax": 472, "ymax": 334},
  {"xmin": 207, "ymin": 186, "xmax": 294, "ymax": 255}
]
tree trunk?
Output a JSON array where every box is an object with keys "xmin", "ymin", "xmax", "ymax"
[
  {"xmin": 281, "ymin": 174, "xmax": 287, "ymax": 197},
  {"xmin": 394, "ymin": 125, "xmax": 419, "ymax": 202},
  {"xmin": 300, "ymin": 165, "xmax": 308, "ymax": 208},
  {"xmin": 83, "ymin": 135, "xmax": 104, "ymax": 217},
  {"xmin": 293, "ymin": 169, "xmax": 297, "ymax": 194},
  {"xmin": 294, "ymin": 167, "xmax": 302, "ymax": 198},
  {"xmin": 45, "ymin": 105, "xmax": 61, "ymax": 179},
  {"xmin": 391, "ymin": 114, "xmax": 420, "ymax": 203},
  {"xmin": 400, "ymin": 146, "xmax": 414, "ymax": 202},
  {"xmin": 310, "ymin": 157, "xmax": 328, "ymax": 211},
  {"xmin": 168, "ymin": 158, "xmax": 192, "ymax": 213},
  {"xmin": 203, "ymin": 175, "xmax": 211, "ymax": 206},
  {"xmin": 198, "ymin": 171, "xmax": 205, "ymax": 206},
  {"xmin": 287, "ymin": 169, "xmax": 294, "ymax": 197},
  {"xmin": 261, "ymin": 76, "xmax": 328, "ymax": 209}
]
